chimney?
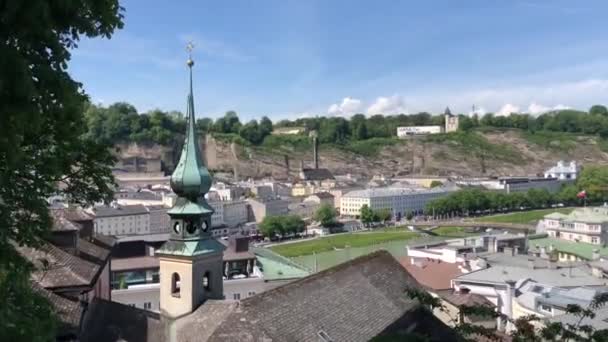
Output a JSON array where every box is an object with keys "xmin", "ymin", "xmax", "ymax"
[
  {"xmin": 313, "ymin": 135, "xmax": 319, "ymax": 169},
  {"xmin": 284, "ymin": 155, "xmax": 290, "ymax": 179},
  {"xmin": 501, "ymin": 280, "xmax": 516, "ymax": 331},
  {"xmin": 593, "ymin": 249, "xmax": 601, "ymax": 261},
  {"xmin": 229, "ymin": 234, "xmax": 250, "ymax": 253}
]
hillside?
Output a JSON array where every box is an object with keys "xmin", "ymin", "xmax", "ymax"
[{"xmin": 116, "ymin": 128, "xmax": 608, "ymax": 179}]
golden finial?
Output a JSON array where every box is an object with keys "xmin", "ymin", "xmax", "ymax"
[{"xmin": 186, "ymin": 41, "xmax": 195, "ymax": 67}]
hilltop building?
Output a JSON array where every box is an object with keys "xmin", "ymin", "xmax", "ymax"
[
  {"xmin": 444, "ymin": 107, "xmax": 459, "ymax": 133},
  {"xmin": 544, "ymin": 160, "xmax": 580, "ymax": 180},
  {"xmin": 396, "ymin": 107, "xmax": 459, "ymax": 137}
]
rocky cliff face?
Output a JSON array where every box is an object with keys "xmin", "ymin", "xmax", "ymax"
[{"xmin": 115, "ymin": 130, "xmax": 608, "ymax": 179}]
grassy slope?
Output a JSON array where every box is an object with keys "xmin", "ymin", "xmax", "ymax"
[
  {"xmin": 432, "ymin": 226, "xmax": 478, "ymax": 237},
  {"xmin": 269, "ymin": 230, "xmax": 419, "ymax": 257},
  {"xmin": 425, "ymin": 131, "xmax": 525, "ymax": 164},
  {"xmin": 474, "ymin": 208, "xmax": 574, "ymax": 225}
]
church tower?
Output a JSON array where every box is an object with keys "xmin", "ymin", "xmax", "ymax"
[
  {"xmin": 157, "ymin": 47, "xmax": 225, "ymax": 318},
  {"xmin": 444, "ymin": 106, "xmax": 459, "ymax": 133}
]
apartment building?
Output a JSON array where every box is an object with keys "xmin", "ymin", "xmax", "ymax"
[
  {"xmin": 340, "ymin": 186, "xmax": 458, "ymax": 218},
  {"xmin": 541, "ymin": 206, "xmax": 608, "ymax": 245}
]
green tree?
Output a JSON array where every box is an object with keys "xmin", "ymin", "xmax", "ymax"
[
  {"xmin": 405, "ymin": 211, "xmax": 414, "ymax": 221},
  {"xmin": 283, "ymin": 215, "xmax": 305, "ymax": 235},
  {"xmin": 376, "ymin": 209, "xmax": 392, "ymax": 222},
  {"xmin": 430, "ymin": 180, "xmax": 443, "ymax": 188},
  {"xmin": 590, "ymin": 104, "xmax": 608, "ymax": 116},
  {"xmin": 314, "ymin": 204, "xmax": 338, "ymax": 227},
  {"xmin": 259, "ymin": 216, "xmax": 283, "ymax": 237},
  {"xmin": 360, "ymin": 204, "xmax": 375, "ymax": 226},
  {"xmin": 259, "ymin": 116, "xmax": 273, "ymax": 137},
  {"xmin": 0, "ymin": 1, "xmax": 123, "ymax": 340},
  {"xmin": 239, "ymin": 120, "xmax": 263, "ymax": 144},
  {"xmin": 578, "ymin": 166, "xmax": 608, "ymax": 203}
]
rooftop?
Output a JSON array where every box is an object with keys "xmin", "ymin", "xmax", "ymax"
[
  {"xmin": 300, "ymin": 168, "xmax": 335, "ymax": 181},
  {"xmin": 92, "ymin": 204, "xmax": 149, "ymax": 218},
  {"xmin": 455, "ymin": 254, "xmax": 605, "ymax": 288},
  {"xmin": 344, "ymin": 185, "xmax": 458, "ymax": 198},
  {"xmin": 252, "ymin": 247, "xmax": 310, "ymax": 281},
  {"xmin": 81, "ymin": 251, "xmax": 458, "ymax": 342},
  {"xmin": 529, "ymin": 236, "xmax": 608, "ymax": 260},
  {"xmin": 400, "ymin": 256, "xmax": 464, "ymax": 291},
  {"xmin": 544, "ymin": 206, "xmax": 608, "ymax": 224}
]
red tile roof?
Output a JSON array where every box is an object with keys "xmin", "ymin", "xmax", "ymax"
[{"xmin": 400, "ymin": 256, "xmax": 464, "ymax": 291}]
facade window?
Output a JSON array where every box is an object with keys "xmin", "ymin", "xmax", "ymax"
[
  {"xmin": 171, "ymin": 273, "xmax": 181, "ymax": 297},
  {"xmin": 592, "ymin": 237, "xmax": 599, "ymax": 244},
  {"xmin": 248, "ymin": 291, "xmax": 256, "ymax": 296},
  {"xmin": 539, "ymin": 304, "xmax": 553, "ymax": 314},
  {"xmin": 233, "ymin": 293, "xmax": 241, "ymax": 300},
  {"xmin": 203, "ymin": 271, "xmax": 211, "ymax": 291},
  {"xmin": 144, "ymin": 302, "xmax": 151, "ymax": 310}
]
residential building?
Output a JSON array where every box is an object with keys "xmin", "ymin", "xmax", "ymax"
[
  {"xmin": 114, "ymin": 156, "xmax": 162, "ymax": 173},
  {"xmin": 545, "ymin": 160, "xmax": 580, "ymax": 180},
  {"xmin": 91, "ymin": 204, "xmax": 151, "ymax": 236},
  {"xmin": 340, "ymin": 185, "xmax": 458, "ymax": 218},
  {"xmin": 288, "ymin": 201, "xmax": 320, "ymax": 219},
  {"xmin": 18, "ymin": 208, "xmax": 114, "ymax": 340},
  {"xmin": 513, "ymin": 281, "xmax": 608, "ymax": 320},
  {"xmin": 114, "ymin": 189, "xmax": 174, "ymax": 207},
  {"xmin": 248, "ymin": 197, "xmax": 289, "ymax": 223},
  {"xmin": 304, "ymin": 191, "xmax": 335, "ymax": 206},
  {"xmin": 291, "ymin": 182, "xmax": 316, "ymax": 197},
  {"xmin": 452, "ymin": 252, "xmax": 606, "ymax": 331},
  {"xmin": 221, "ymin": 200, "xmax": 248, "ymax": 227},
  {"xmin": 250, "ymin": 184, "xmax": 274, "ymax": 199},
  {"xmin": 147, "ymin": 205, "xmax": 170, "ymax": 234},
  {"xmin": 540, "ymin": 206, "xmax": 608, "ymax": 245},
  {"xmin": 498, "ymin": 177, "xmax": 565, "ymax": 194}
]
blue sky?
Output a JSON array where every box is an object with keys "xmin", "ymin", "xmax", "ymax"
[{"xmin": 70, "ymin": 0, "xmax": 608, "ymax": 121}]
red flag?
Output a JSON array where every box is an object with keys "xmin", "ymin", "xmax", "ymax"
[{"xmin": 577, "ymin": 190, "xmax": 587, "ymax": 199}]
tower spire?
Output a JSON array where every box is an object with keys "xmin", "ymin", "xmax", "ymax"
[
  {"xmin": 157, "ymin": 43, "xmax": 225, "ymax": 317},
  {"xmin": 170, "ymin": 42, "xmax": 212, "ymax": 200}
]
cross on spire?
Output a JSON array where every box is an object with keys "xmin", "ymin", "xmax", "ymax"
[{"xmin": 186, "ymin": 41, "xmax": 195, "ymax": 67}]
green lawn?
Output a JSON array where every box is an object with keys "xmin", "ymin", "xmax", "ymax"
[
  {"xmin": 269, "ymin": 230, "xmax": 419, "ymax": 257},
  {"xmin": 474, "ymin": 208, "xmax": 574, "ymax": 225},
  {"xmin": 432, "ymin": 226, "xmax": 478, "ymax": 237}
]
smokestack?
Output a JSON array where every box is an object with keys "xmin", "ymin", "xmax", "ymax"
[
  {"xmin": 313, "ymin": 135, "xmax": 319, "ymax": 169},
  {"xmin": 284, "ymin": 155, "xmax": 290, "ymax": 180}
]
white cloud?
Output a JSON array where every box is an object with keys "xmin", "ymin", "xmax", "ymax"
[
  {"xmin": 496, "ymin": 103, "xmax": 520, "ymax": 116},
  {"xmin": 367, "ymin": 95, "xmax": 408, "ymax": 115},
  {"xmin": 527, "ymin": 103, "xmax": 570, "ymax": 115},
  {"xmin": 327, "ymin": 97, "xmax": 363, "ymax": 116}
]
